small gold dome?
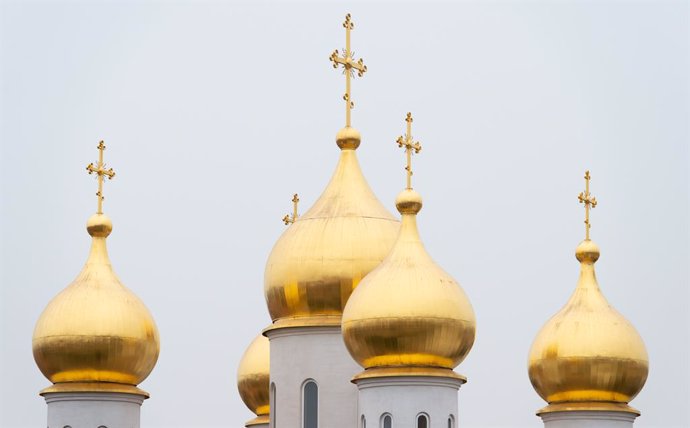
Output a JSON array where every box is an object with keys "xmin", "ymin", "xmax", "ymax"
[
  {"xmin": 342, "ymin": 189, "xmax": 476, "ymax": 375},
  {"xmin": 264, "ymin": 127, "xmax": 400, "ymax": 329},
  {"xmin": 237, "ymin": 335, "xmax": 270, "ymax": 426},
  {"xmin": 32, "ymin": 214, "xmax": 160, "ymax": 393},
  {"xmin": 528, "ymin": 239, "xmax": 649, "ymax": 414}
]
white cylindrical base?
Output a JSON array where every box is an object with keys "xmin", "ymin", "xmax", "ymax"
[
  {"xmin": 44, "ymin": 391, "xmax": 145, "ymax": 428},
  {"xmin": 541, "ymin": 411, "xmax": 638, "ymax": 428},
  {"xmin": 355, "ymin": 375, "xmax": 464, "ymax": 428},
  {"xmin": 266, "ymin": 325, "xmax": 360, "ymax": 428}
]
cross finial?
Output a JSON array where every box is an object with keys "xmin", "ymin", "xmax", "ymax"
[
  {"xmin": 577, "ymin": 170, "xmax": 597, "ymax": 240},
  {"xmin": 329, "ymin": 13, "xmax": 367, "ymax": 128},
  {"xmin": 396, "ymin": 112, "xmax": 422, "ymax": 189},
  {"xmin": 282, "ymin": 193, "xmax": 300, "ymax": 225},
  {"xmin": 85, "ymin": 140, "xmax": 116, "ymax": 214}
]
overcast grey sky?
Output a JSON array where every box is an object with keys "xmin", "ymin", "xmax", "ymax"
[{"xmin": 1, "ymin": 1, "xmax": 688, "ymax": 427}]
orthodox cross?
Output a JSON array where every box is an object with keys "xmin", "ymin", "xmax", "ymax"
[
  {"xmin": 396, "ymin": 112, "xmax": 422, "ymax": 189},
  {"xmin": 86, "ymin": 141, "xmax": 116, "ymax": 214},
  {"xmin": 577, "ymin": 170, "xmax": 597, "ymax": 240},
  {"xmin": 282, "ymin": 193, "xmax": 300, "ymax": 225},
  {"xmin": 329, "ymin": 13, "xmax": 367, "ymax": 128}
]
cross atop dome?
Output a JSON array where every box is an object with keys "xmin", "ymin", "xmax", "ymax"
[
  {"xmin": 329, "ymin": 13, "xmax": 367, "ymax": 128},
  {"xmin": 396, "ymin": 112, "xmax": 422, "ymax": 190},
  {"xmin": 578, "ymin": 170, "xmax": 597, "ymax": 240},
  {"xmin": 282, "ymin": 193, "xmax": 300, "ymax": 225},
  {"xmin": 86, "ymin": 141, "xmax": 116, "ymax": 214}
]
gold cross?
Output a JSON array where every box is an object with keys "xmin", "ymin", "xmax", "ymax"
[
  {"xmin": 329, "ymin": 13, "xmax": 367, "ymax": 128},
  {"xmin": 578, "ymin": 170, "xmax": 597, "ymax": 240},
  {"xmin": 282, "ymin": 193, "xmax": 300, "ymax": 225},
  {"xmin": 396, "ymin": 112, "xmax": 422, "ymax": 189},
  {"xmin": 86, "ymin": 141, "xmax": 116, "ymax": 214}
]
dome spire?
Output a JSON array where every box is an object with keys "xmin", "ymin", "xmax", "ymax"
[
  {"xmin": 85, "ymin": 140, "xmax": 116, "ymax": 215},
  {"xmin": 342, "ymin": 115, "xmax": 475, "ymax": 380},
  {"xmin": 329, "ymin": 13, "xmax": 367, "ymax": 129},
  {"xmin": 528, "ymin": 170, "xmax": 648, "ymax": 416},
  {"xmin": 577, "ymin": 170, "xmax": 597, "ymax": 240},
  {"xmin": 33, "ymin": 142, "xmax": 159, "ymax": 397},
  {"xmin": 282, "ymin": 193, "xmax": 300, "ymax": 225}
]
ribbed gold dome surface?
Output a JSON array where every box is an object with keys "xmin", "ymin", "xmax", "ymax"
[
  {"xmin": 32, "ymin": 214, "xmax": 160, "ymax": 393},
  {"xmin": 237, "ymin": 334, "xmax": 270, "ymax": 426},
  {"xmin": 342, "ymin": 189, "xmax": 476, "ymax": 375},
  {"xmin": 264, "ymin": 128, "xmax": 400, "ymax": 329},
  {"xmin": 528, "ymin": 239, "xmax": 649, "ymax": 414}
]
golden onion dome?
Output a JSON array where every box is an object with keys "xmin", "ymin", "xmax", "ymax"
[
  {"xmin": 342, "ymin": 189, "xmax": 476, "ymax": 378},
  {"xmin": 264, "ymin": 127, "xmax": 400, "ymax": 329},
  {"xmin": 528, "ymin": 239, "xmax": 649, "ymax": 414},
  {"xmin": 32, "ymin": 213, "xmax": 160, "ymax": 395},
  {"xmin": 237, "ymin": 334, "xmax": 270, "ymax": 426}
]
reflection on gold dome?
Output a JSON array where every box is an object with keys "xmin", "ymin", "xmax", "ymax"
[
  {"xmin": 528, "ymin": 172, "xmax": 648, "ymax": 414},
  {"xmin": 342, "ymin": 115, "xmax": 476, "ymax": 378},
  {"xmin": 237, "ymin": 335, "xmax": 270, "ymax": 426},
  {"xmin": 264, "ymin": 128, "xmax": 399, "ymax": 329},
  {"xmin": 32, "ymin": 142, "xmax": 159, "ymax": 396}
]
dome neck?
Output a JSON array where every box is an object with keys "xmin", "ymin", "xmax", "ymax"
[{"xmin": 399, "ymin": 213, "xmax": 422, "ymax": 243}]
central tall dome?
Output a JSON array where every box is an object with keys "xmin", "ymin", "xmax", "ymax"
[
  {"xmin": 264, "ymin": 14, "xmax": 399, "ymax": 329},
  {"xmin": 261, "ymin": 15, "xmax": 400, "ymax": 428}
]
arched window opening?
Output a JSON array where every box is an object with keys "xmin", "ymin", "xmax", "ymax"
[
  {"xmin": 448, "ymin": 415, "xmax": 455, "ymax": 428},
  {"xmin": 417, "ymin": 413, "xmax": 429, "ymax": 428},
  {"xmin": 361, "ymin": 415, "xmax": 366, "ymax": 428},
  {"xmin": 269, "ymin": 382, "xmax": 276, "ymax": 428},
  {"xmin": 303, "ymin": 380, "xmax": 318, "ymax": 428},
  {"xmin": 382, "ymin": 414, "xmax": 392, "ymax": 428}
]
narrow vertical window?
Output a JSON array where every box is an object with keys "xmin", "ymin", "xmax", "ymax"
[
  {"xmin": 448, "ymin": 415, "xmax": 455, "ymax": 428},
  {"xmin": 303, "ymin": 380, "xmax": 318, "ymax": 428},
  {"xmin": 417, "ymin": 414, "xmax": 428, "ymax": 428},
  {"xmin": 269, "ymin": 383, "xmax": 276, "ymax": 428},
  {"xmin": 382, "ymin": 414, "xmax": 392, "ymax": 428},
  {"xmin": 361, "ymin": 415, "xmax": 366, "ymax": 428}
]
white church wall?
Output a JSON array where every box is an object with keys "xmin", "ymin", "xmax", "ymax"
[
  {"xmin": 44, "ymin": 392, "xmax": 145, "ymax": 428},
  {"xmin": 355, "ymin": 376, "xmax": 464, "ymax": 428},
  {"xmin": 540, "ymin": 411, "xmax": 637, "ymax": 428},
  {"xmin": 266, "ymin": 325, "xmax": 361, "ymax": 428}
]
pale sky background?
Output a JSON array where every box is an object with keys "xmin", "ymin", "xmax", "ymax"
[{"xmin": 1, "ymin": 1, "xmax": 688, "ymax": 427}]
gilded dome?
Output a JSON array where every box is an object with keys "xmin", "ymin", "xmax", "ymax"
[
  {"xmin": 237, "ymin": 334, "xmax": 270, "ymax": 426},
  {"xmin": 32, "ymin": 214, "xmax": 160, "ymax": 394},
  {"xmin": 264, "ymin": 128, "xmax": 400, "ymax": 329},
  {"xmin": 342, "ymin": 189, "xmax": 476, "ymax": 376},
  {"xmin": 528, "ymin": 239, "xmax": 649, "ymax": 414}
]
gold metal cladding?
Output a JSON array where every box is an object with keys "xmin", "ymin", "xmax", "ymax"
[
  {"xmin": 537, "ymin": 401, "xmax": 640, "ymax": 416},
  {"xmin": 33, "ymin": 144, "xmax": 159, "ymax": 390},
  {"xmin": 396, "ymin": 112, "xmax": 422, "ymax": 190},
  {"xmin": 329, "ymin": 13, "xmax": 367, "ymax": 128},
  {"xmin": 237, "ymin": 335, "xmax": 270, "ymax": 417},
  {"xmin": 40, "ymin": 382, "xmax": 150, "ymax": 398},
  {"xmin": 264, "ymin": 147, "xmax": 399, "ymax": 327},
  {"xmin": 351, "ymin": 367, "xmax": 467, "ymax": 383},
  {"xmin": 282, "ymin": 193, "xmax": 300, "ymax": 225},
  {"xmin": 32, "ymin": 227, "xmax": 160, "ymax": 386},
  {"xmin": 527, "ymin": 186, "xmax": 648, "ymax": 410},
  {"xmin": 342, "ymin": 188, "xmax": 476, "ymax": 373},
  {"xmin": 86, "ymin": 140, "xmax": 116, "ymax": 215},
  {"xmin": 578, "ymin": 170, "xmax": 597, "ymax": 240},
  {"xmin": 245, "ymin": 414, "xmax": 270, "ymax": 427}
]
